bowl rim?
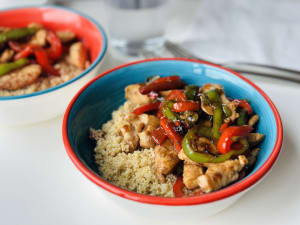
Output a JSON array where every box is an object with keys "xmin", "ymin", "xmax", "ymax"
[
  {"xmin": 0, "ymin": 5, "xmax": 107, "ymax": 101},
  {"xmin": 62, "ymin": 58, "xmax": 283, "ymax": 206}
]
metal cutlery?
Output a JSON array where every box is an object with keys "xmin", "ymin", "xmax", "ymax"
[{"xmin": 163, "ymin": 41, "xmax": 300, "ymax": 84}]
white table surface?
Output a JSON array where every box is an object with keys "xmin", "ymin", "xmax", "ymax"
[
  {"xmin": 1, "ymin": 53, "xmax": 300, "ymax": 225},
  {"xmin": 1, "ymin": 1, "xmax": 300, "ymax": 224}
]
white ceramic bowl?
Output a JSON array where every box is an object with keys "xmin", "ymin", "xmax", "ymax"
[{"xmin": 0, "ymin": 6, "xmax": 107, "ymax": 126}]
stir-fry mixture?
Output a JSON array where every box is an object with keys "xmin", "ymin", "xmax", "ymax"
[
  {"xmin": 91, "ymin": 75, "xmax": 264, "ymax": 197},
  {"xmin": 0, "ymin": 23, "xmax": 89, "ymax": 96}
]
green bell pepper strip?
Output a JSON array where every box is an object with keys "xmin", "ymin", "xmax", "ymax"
[
  {"xmin": 182, "ymin": 126, "xmax": 248, "ymax": 163},
  {"xmin": 222, "ymin": 104, "xmax": 232, "ymax": 117},
  {"xmin": 0, "ymin": 58, "xmax": 28, "ymax": 76},
  {"xmin": 205, "ymin": 90, "xmax": 223, "ymax": 141},
  {"xmin": 162, "ymin": 101, "xmax": 181, "ymax": 122},
  {"xmin": 0, "ymin": 27, "xmax": 37, "ymax": 44},
  {"xmin": 184, "ymin": 85, "xmax": 198, "ymax": 100},
  {"xmin": 237, "ymin": 109, "xmax": 247, "ymax": 126}
]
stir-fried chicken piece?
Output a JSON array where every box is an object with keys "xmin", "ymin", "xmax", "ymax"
[
  {"xmin": 137, "ymin": 114, "xmax": 160, "ymax": 148},
  {"xmin": 120, "ymin": 123, "xmax": 139, "ymax": 151},
  {"xmin": 247, "ymin": 133, "xmax": 265, "ymax": 147},
  {"xmin": 248, "ymin": 114, "xmax": 259, "ymax": 127},
  {"xmin": 69, "ymin": 42, "xmax": 87, "ymax": 69},
  {"xmin": 223, "ymin": 100, "xmax": 240, "ymax": 123},
  {"xmin": 0, "ymin": 49, "xmax": 14, "ymax": 63},
  {"xmin": 201, "ymin": 83, "xmax": 239, "ymax": 123},
  {"xmin": 120, "ymin": 112, "xmax": 159, "ymax": 150},
  {"xmin": 29, "ymin": 29, "xmax": 47, "ymax": 47},
  {"xmin": 247, "ymin": 148, "xmax": 260, "ymax": 167},
  {"xmin": 198, "ymin": 155, "xmax": 248, "ymax": 193},
  {"xmin": 56, "ymin": 30, "xmax": 76, "ymax": 43},
  {"xmin": 183, "ymin": 163, "xmax": 204, "ymax": 189},
  {"xmin": 196, "ymin": 137, "xmax": 218, "ymax": 155},
  {"xmin": 0, "ymin": 64, "xmax": 42, "ymax": 90},
  {"xmin": 125, "ymin": 84, "xmax": 152, "ymax": 105},
  {"xmin": 27, "ymin": 23, "xmax": 43, "ymax": 30},
  {"xmin": 154, "ymin": 140, "xmax": 180, "ymax": 183}
]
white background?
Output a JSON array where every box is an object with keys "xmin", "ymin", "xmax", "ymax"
[{"xmin": 0, "ymin": 0, "xmax": 300, "ymax": 224}]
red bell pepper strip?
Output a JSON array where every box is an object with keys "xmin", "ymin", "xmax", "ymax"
[
  {"xmin": 152, "ymin": 75, "xmax": 180, "ymax": 84},
  {"xmin": 8, "ymin": 41, "xmax": 23, "ymax": 52},
  {"xmin": 151, "ymin": 127, "xmax": 167, "ymax": 145},
  {"xmin": 165, "ymin": 90, "xmax": 186, "ymax": 101},
  {"xmin": 160, "ymin": 117, "xmax": 183, "ymax": 152},
  {"xmin": 172, "ymin": 101, "xmax": 200, "ymax": 112},
  {"xmin": 217, "ymin": 125, "xmax": 253, "ymax": 154},
  {"xmin": 173, "ymin": 177, "xmax": 185, "ymax": 197},
  {"xmin": 132, "ymin": 102, "xmax": 161, "ymax": 115},
  {"xmin": 156, "ymin": 102, "xmax": 164, "ymax": 118},
  {"xmin": 219, "ymin": 123, "xmax": 229, "ymax": 133},
  {"xmin": 234, "ymin": 99, "xmax": 253, "ymax": 114},
  {"xmin": 14, "ymin": 45, "xmax": 34, "ymax": 60},
  {"xmin": 34, "ymin": 47, "xmax": 59, "ymax": 76},
  {"xmin": 139, "ymin": 79, "xmax": 185, "ymax": 94},
  {"xmin": 46, "ymin": 31, "xmax": 63, "ymax": 60}
]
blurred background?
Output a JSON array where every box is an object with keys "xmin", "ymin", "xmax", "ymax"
[{"xmin": 1, "ymin": 0, "xmax": 300, "ymax": 75}]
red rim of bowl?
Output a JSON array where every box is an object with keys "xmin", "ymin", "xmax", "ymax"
[{"xmin": 62, "ymin": 58, "xmax": 283, "ymax": 206}]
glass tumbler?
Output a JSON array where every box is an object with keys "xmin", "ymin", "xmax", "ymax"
[{"xmin": 103, "ymin": 0, "xmax": 171, "ymax": 56}]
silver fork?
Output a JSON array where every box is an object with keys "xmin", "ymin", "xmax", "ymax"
[{"xmin": 153, "ymin": 41, "xmax": 300, "ymax": 84}]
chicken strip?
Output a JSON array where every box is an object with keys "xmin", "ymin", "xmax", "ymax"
[
  {"xmin": 29, "ymin": 29, "xmax": 47, "ymax": 47},
  {"xmin": 137, "ymin": 114, "xmax": 160, "ymax": 148},
  {"xmin": 69, "ymin": 42, "xmax": 88, "ymax": 69},
  {"xmin": 125, "ymin": 84, "xmax": 152, "ymax": 105},
  {"xmin": 183, "ymin": 163, "xmax": 204, "ymax": 189},
  {"xmin": 0, "ymin": 49, "xmax": 14, "ymax": 63},
  {"xmin": 120, "ymin": 123, "xmax": 139, "ymax": 151},
  {"xmin": 198, "ymin": 155, "xmax": 248, "ymax": 193},
  {"xmin": 154, "ymin": 140, "xmax": 180, "ymax": 183},
  {"xmin": 0, "ymin": 64, "xmax": 42, "ymax": 90},
  {"xmin": 56, "ymin": 30, "xmax": 76, "ymax": 43},
  {"xmin": 247, "ymin": 148, "xmax": 260, "ymax": 167}
]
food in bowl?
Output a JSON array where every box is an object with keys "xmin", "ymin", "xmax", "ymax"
[
  {"xmin": 90, "ymin": 75, "xmax": 264, "ymax": 197},
  {"xmin": 0, "ymin": 23, "xmax": 89, "ymax": 96}
]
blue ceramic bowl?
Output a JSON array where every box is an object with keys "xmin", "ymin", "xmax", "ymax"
[{"xmin": 62, "ymin": 58, "xmax": 282, "ymax": 206}]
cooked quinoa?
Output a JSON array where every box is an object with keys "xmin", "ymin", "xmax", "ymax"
[{"xmin": 92, "ymin": 101, "xmax": 176, "ymax": 197}]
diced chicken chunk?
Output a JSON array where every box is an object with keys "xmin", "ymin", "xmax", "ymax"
[
  {"xmin": 0, "ymin": 49, "xmax": 14, "ymax": 63},
  {"xmin": 248, "ymin": 114, "xmax": 259, "ymax": 127},
  {"xmin": 247, "ymin": 133, "xmax": 265, "ymax": 147},
  {"xmin": 125, "ymin": 84, "xmax": 152, "ymax": 105},
  {"xmin": 27, "ymin": 23, "xmax": 43, "ymax": 30},
  {"xmin": 120, "ymin": 123, "xmax": 139, "ymax": 151},
  {"xmin": 224, "ymin": 101, "xmax": 240, "ymax": 123},
  {"xmin": 69, "ymin": 42, "xmax": 87, "ymax": 69},
  {"xmin": 137, "ymin": 114, "xmax": 160, "ymax": 148},
  {"xmin": 56, "ymin": 30, "xmax": 76, "ymax": 43},
  {"xmin": 183, "ymin": 163, "xmax": 204, "ymax": 189},
  {"xmin": 154, "ymin": 140, "xmax": 180, "ymax": 183},
  {"xmin": 29, "ymin": 29, "xmax": 47, "ymax": 47},
  {"xmin": 0, "ymin": 64, "xmax": 41, "ymax": 90},
  {"xmin": 247, "ymin": 148, "xmax": 260, "ymax": 167},
  {"xmin": 198, "ymin": 155, "xmax": 248, "ymax": 193}
]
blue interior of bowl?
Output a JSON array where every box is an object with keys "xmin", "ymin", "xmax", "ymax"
[{"xmin": 67, "ymin": 60, "xmax": 277, "ymax": 180}]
